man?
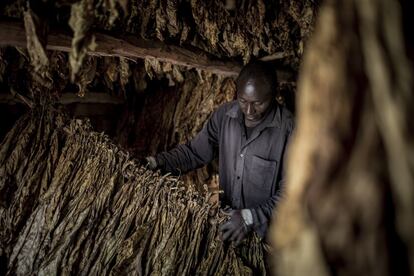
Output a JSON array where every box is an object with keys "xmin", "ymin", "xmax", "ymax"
[{"xmin": 146, "ymin": 61, "xmax": 294, "ymax": 245}]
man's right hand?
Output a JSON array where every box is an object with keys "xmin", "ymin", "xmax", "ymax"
[{"xmin": 142, "ymin": 156, "xmax": 158, "ymax": 170}]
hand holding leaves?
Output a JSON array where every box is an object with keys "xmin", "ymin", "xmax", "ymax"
[
  {"xmin": 139, "ymin": 156, "xmax": 158, "ymax": 170},
  {"xmin": 219, "ymin": 209, "xmax": 253, "ymax": 246}
]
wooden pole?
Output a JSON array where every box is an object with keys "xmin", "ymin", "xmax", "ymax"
[
  {"xmin": 0, "ymin": 20, "xmax": 242, "ymax": 77},
  {"xmin": 0, "ymin": 92, "xmax": 124, "ymax": 105}
]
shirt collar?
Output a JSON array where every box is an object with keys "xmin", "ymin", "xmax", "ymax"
[{"xmin": 225, "ymin": 100, "xmax": 282, "ymax": 128}]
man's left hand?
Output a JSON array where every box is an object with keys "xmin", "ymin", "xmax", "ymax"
[{"xmin": 219, "ymin": 209, "xmax": 253, "ymax": 246}]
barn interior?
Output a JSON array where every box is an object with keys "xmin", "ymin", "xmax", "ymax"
[{"xmin": 0, "ymin": 0, "xmax": 413, "ymax": 275}]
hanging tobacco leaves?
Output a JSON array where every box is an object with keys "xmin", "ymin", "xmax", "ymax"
[{"xmin": 0, "ymin": 105, "xmax": 266, "ymax": 275}]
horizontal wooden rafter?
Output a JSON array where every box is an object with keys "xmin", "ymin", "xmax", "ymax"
[
  {"xmin": 0, "ymin": 20, "xmax": 242, "ymax": 77},
  {"xmin": 0, "ymin": 92, "xmax": 125, "ymax": 105}
]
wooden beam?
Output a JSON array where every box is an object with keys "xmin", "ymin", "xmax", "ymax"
[
  {"xmin": 0, "ymin": 20, "xmax": 242, "ymax": 77},
  {"xmin": 59, "ymin": 93, "xmax": 124, "ymax": 104},
  {"xmin": 259, "ymin": 52, "xmax": 292, "ymax": 61},
  {"xmin": 0, "ymin": 92, "xmax": 125, "ymax": 105}
]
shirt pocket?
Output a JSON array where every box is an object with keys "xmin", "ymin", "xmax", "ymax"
[{"xmin": 245, "ymin": 155, "xmax": 277, "ymax": 206}]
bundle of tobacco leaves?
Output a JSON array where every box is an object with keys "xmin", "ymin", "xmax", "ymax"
[{"xmin": 0, "ymin": 106, "xmax": 266, "ymax": 275}]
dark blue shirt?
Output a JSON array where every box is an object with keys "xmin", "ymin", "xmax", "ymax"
[{"xmin": 156, "ymin": 100, "xmax": 294, "ymax": 237}]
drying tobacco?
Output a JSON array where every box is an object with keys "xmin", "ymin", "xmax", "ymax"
[{"xmin": 0, "ymin": 106, "xmax": 266, "ymax": 275}]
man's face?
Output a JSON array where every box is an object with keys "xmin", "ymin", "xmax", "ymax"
[{"xmin": 237, "ymin": 79, "xmax": 274, "ymax": 127}]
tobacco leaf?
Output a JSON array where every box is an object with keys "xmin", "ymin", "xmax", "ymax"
[
  {"xmin": 23, "ymin": 8, "xmax": 49, "ymax": 73},
  {"xmin": 23, "ymin": 7, "xmax": 54, "ymax": 90},
  {"xmin": 69, "ymin": 0, "xmax": 97, "ymax": 83},
  {"xmin": 1, "ymin": 105, "xmax": 266, "ymax": 275}
]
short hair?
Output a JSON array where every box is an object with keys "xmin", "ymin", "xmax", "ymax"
[{"xmin": 236, "ymin": 60, "xmax": 277, "ymax": 95}]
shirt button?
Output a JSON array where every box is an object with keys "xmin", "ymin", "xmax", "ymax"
[
  {"xmin": 237, "ymin": 176, "xmax": 240, "ymax": 179},
  {"xmin": 240, "ymin": 154, "xmax": 244, "ymax": 158}
]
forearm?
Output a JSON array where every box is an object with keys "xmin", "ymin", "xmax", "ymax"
[
  {"xmin": 155, "ymin": 110, "xmax": 220, "ymax": 175},
  {"xmin": 251, "ymin": 125, "xmax": 293, "ymax": 227},
  {"xmin": 155, "ymin": 143, "xmax": 212, "ymax": 175},
  {"xmin": 250, "ymin": 183, "xmax": 285, "ymax": 228}
]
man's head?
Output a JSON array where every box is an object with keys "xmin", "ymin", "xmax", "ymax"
[{"xmin": 236, "ymin": 61, "xmax": 277, "ymax": 127}]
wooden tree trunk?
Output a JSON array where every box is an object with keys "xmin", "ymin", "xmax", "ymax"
[{"xmin": 271, "ymin": 0, "xmax": 414, "ymax": 275}]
